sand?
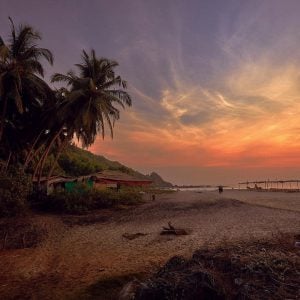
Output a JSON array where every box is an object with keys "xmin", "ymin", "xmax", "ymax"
[
  {"xmin": 223, "ymin": 189, "xmax": 300, "ymax": 211},
  {"xmin": 0, "ymin": 190, "xmax": 299, "ymax": 299}
]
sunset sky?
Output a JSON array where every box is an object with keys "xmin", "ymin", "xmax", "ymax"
[{"xmin": 2, "ymin": 0, "xmax": 300, "ymax": 185}]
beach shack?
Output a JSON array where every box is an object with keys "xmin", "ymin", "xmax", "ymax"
[
  {"xmin": 33, "ymin": 174, "xmax": 96, "ymax": 194},
  {"xmin": 91, "ymin": 170, "xmax": 152, "ymax": 189},
  {"xmin": 33, "ymin": 170, "xmax": 152, "ymax": 194},
  {"xmin": 32, "ymin": 176, "xmax": 77, "ymax": 195}
]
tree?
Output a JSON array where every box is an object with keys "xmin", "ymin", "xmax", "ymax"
[
  {"xmin": 51, "ymin": 49, "xmax": 132, "ymax": 148},
  {"xmin": 0, "ymin": 17, "xmax": 53, "ymax": 144},
  {"xmin": 0, "ymin": 21, "xmax": 133, "ymax": 183},
  {"xmin": 33, "ymin": 50, "xmax": 132, "ymax": 183}
]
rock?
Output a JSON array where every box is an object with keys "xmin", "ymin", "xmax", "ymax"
[{"xmin": 118, "ymin": 279, "xmax": 143, "ymax": 300}]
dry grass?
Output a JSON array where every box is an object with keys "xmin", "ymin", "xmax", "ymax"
[
  {"xmin": 0, "ymin": 216, "xmax": 50, "ymax": 250},
  {"xmin": 135, "ymin": 233, "xmax": 300, "ymax": 299},
  {"xmin": 75, "ymin": 272, "xmax": 148, "ymax": 300}
]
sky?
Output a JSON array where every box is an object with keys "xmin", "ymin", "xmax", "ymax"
[{"xmin": 2, "ymin": 0, "xmax": 300, "ymax": 185}]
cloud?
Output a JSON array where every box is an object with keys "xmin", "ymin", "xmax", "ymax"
[
  {"xmin": 63, "ymin": 0, "xmax": 300, "ymax": 181},
  {"xmin": 90, "ymin": 48, "xmax": 300, "ymax": 174}
]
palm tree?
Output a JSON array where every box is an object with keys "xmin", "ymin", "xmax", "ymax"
[
  {"xmin": 0, "ymin": 18, "xmax": 53, "ymax": 143},
  {"xmin": 51, "ymin": 49, "xmax": 132, "ymax": 147},
  {"xmin": 31, "ymin": 49, "xmax": 132, "ymax": 183}
]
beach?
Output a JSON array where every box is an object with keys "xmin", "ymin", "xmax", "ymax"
[{"xmin": 0, "ymin": 190, "xmax": 299, "ymax": 299}]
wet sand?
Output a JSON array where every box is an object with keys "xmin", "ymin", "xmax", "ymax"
[{"xmin": 223, "ymin": 189, "xmax": 300, "ymax": 211}]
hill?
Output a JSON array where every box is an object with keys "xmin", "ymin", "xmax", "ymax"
[
  {"xmin": 55, "ymin": 145, "xmax": 172, "ymax": 187},
  {"xmin": 146, "ymin": 172, "xmax": 173, "ymax": 187}
]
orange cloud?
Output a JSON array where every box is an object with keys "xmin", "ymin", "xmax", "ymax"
[{"xmin": 88, "ymin": 56, "xmax": 300, "ymax": 175}]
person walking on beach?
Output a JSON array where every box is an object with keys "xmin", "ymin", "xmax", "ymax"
[{"xmin": 218, "ymin": 185, "xmax": 223, "ymax": 194}]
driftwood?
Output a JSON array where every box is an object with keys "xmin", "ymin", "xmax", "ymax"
[
  {"xmin": 160, "ymin": 222, "xmax": 188, "ymax": 236},
  {"xmin": 122, "ymin": 233, "xmax": 148, "ymax": 240}
]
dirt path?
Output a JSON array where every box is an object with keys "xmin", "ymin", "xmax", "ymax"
[{"xmin": 0, "ymin": 191, "xmax": 300, "ymax": 299}]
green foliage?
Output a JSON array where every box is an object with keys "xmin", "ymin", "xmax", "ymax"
[
  {"xmin": 51, "ymin": 49, "xmax": 132, "ymax": 148},
  {"xmin": 55, "ymin": 145, "xmax": 150, "ymax": 179},
  {"xmin": 40, "ymin": 187, "xmax": 143, "ymax": 214},
  {"xmin": 58, "ymin": 146, "xmax": 104, "ymax": 176},
  {"xmin": 0, "ymin": 18, "xmax": 54, "ymax": 160},
  {"xmin": 0, "ymin": 168, "xmax": 32, "ymax": 217}
]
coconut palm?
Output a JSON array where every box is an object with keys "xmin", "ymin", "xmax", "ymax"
[
  {"xmin": 29, "ymin": 49, "xmax": 133, "ymax": 183},
  {"xmin": 51, "ymin": 49, "xmax": 132, "ymax": 147},
  {"xmin": 0, "ymin": 18, "xmax": 53, "ymax": 142}
]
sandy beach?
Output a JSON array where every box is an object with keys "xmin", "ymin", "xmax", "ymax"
[{"xmin": 0, "ymin": 190, "xmax": 299, "ymax": 299}]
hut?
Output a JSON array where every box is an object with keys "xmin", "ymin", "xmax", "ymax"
[
  {"xmin": 33, "ymin": 170, "xmax": 152, "ymax": 194},
  {"xmin": 32, "ymin": 176, "xmax": 77, "ymax": 195},
  {"xmin": 91, "ymin": 170, "xmax": 152, "ymax": 189}
]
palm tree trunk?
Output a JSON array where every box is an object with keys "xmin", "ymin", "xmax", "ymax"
[
  {"xmin": 36, "ymin": 126, "xmax": 64, "ymax": 185},
  {"xmin": 47, "ymin": 138, "xmax": 69, "ymax": 180},
  {"xmin": 32, "ymin": 149, "xmax": 46, "ymax": 180},
  {"xmin": 23, "ymin": 129, "xmax": 44, "ymax": 171},
  {"xmin": 36, "ymin": 148, "xmax": 50, "ymax": 184},
  {"xmin": 24, "ymin": 143, "xmax": 44, "ymax": 172}
]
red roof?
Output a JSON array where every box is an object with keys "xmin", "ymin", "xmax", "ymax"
[{"xmin": 93, "ymin": 170, "xmax": 152, "ymax": 184}]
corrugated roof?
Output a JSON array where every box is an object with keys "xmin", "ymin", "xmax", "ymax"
[
  {"xmin": 93, "ymin": 170, "xmax": 152, "ymax": 183},
  {"xmin": 32, "ymin": 176, "xmax": 76, "ymax": 184}
]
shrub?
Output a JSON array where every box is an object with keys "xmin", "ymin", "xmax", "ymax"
[
  {"xmin": 0, "ymin": 168, "xmax": 32, "ymax": 217},
  {"xmin": 40, "ymin": 187, "xmax": 143, "ymax": 214}
]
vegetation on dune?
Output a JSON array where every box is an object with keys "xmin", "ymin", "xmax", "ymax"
[
  {"xmin": 35, "ymin": 185, "xmax": 143, "ymax": 214},
  {"xmin": 56, "ymin": 144, "xmax": 143, "ymax": 177},
  {"xmin": 55, "ymin": 145, "xmax": 173, "ymax": 187},
  {"xmin": 0, "ymin": 168, "xmax": 32, "ymax": 217}
]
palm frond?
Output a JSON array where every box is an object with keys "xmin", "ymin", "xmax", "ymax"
[
  {"xmin": 23, "ymin": 46, "xmax": 54, "ymax": 65},
  {"xmin": 51, "ymin": 73, "xmax": 73, "ymax": 85}
]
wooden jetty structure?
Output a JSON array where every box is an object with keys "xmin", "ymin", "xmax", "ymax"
[{"xmin": 238, "ymin": 179, "xmax": 300, "ymax": 191}]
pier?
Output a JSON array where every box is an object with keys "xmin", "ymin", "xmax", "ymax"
[{"xmin": 238, "ymin": 180, "xmax": 300, "ymax": 191}]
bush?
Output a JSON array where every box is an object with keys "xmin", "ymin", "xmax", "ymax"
[
  {"xmin": 40, "ymin": 187, "xmax": 143, "ymax": 214},
  {"xmin": 0, "ymin": 168, "xmax": 32, "ymax": 217}
]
